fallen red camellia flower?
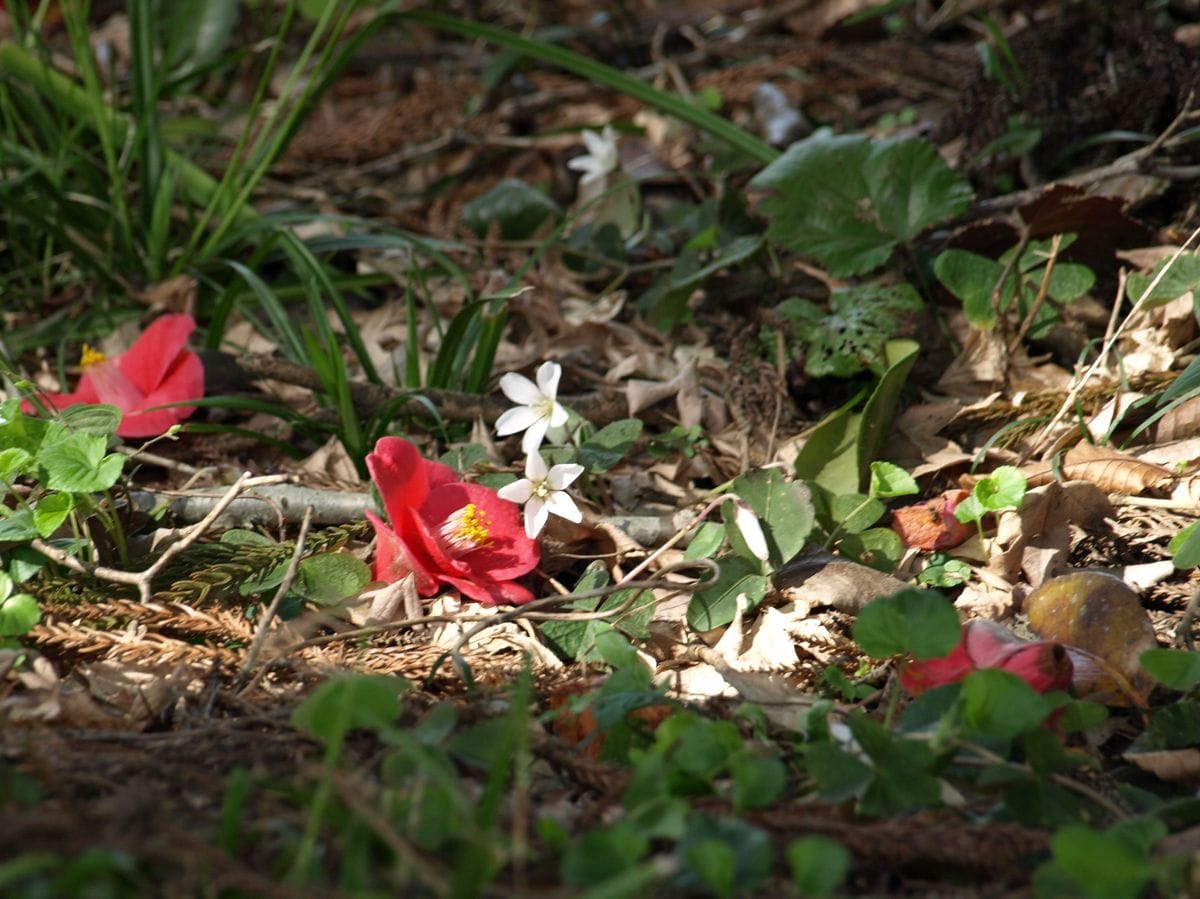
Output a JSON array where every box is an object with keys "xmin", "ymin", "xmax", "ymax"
[
  {"xmin": 891, "ymin": 488, "xmax": 974, "ymax": 551},
  {"xmin": 901, "ymin": 619, "xmax": 1074, "ymax": 696},
  {"xmin": 365, "ymin": 436, "xmax": 540, "ymax": 605},
  {"xmin": 23, "ymin": 313, "xmax": 204, "ymax": 438}
]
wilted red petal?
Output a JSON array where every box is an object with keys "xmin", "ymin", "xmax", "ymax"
[
  {"xmin": 441, "ymin": 572, "xmax": 535, "ymax": 606},
  {"xmin": 962, "ymin": 619, "xmax": 1029, "ymax": 667},
  {"xmin": 997, "ymin": 642, "xmax": 1074, "ymax": 692},
  {"xmin": 901, "ymin": 640, "xmax": 974, "ymax": 695},
  {"xmin": 904, "ymin": 619, "xmax": 1076, "ymax": 697},
  {"xmin": 116, "ymin": 351, "xmax": 205, "ymax": 437},
  {"xmin": 892, "ymin": 489, "xmax": 974, "ymax": 551},
  {"xmin": 117, "ymin": 314, "xmax": 197, "ymax": 397}
]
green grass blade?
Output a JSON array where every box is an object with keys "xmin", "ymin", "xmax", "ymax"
[{"xmin": 398, "ymin": 10, "xmax": 777, "ymax": 166}]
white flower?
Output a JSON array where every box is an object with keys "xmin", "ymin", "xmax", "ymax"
[
  {"xmin": 730, "ymin": 498, "xmax": 770, "ymax": 562},
  {"xmin": 496, "ymin": 361, "xmax": 569, "ymax": 454},
  {"xmin": 497, "ymin": 452, "xmax": 584, "ymax": 539},
  {"xmin": 566, "ymin": 125, "xmax": 619, "ymax": 186}
]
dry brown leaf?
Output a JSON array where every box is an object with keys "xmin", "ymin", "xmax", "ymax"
[
  {"xmin": 1125, "ymin": 749, "xmax": 1200, "ymax": 783},
  {"xmin": 937, "ymin": 328, "xmax": 1008, "ymax": 396},
  {"xmin": 991, "ymin": 481, "xmax": 1114, "ymax": 586},
  {"xmin": 1010, "ymin": 442, "xmax": 1175, "ymax": 494},
  {"xmin": 133, "ymin": 274, "xmax": 197, "ymax": 314},
  {"xmin": 694, "ymin": 647, "xmax": 822, "ymax": 733},
  {"xmin": 774, "ymin": 545, "xmax": 908, "ymax": 614},
  {"xmin": 1153, "ymin": 396, "xmax": 1200, "ymax": 443}
]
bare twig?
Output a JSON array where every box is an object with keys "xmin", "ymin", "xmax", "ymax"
[
  {"xmin": 1023, "ymin": 223, "xmax": 1200, "ymax": 460},
  {"xmin": 30, "ymin": 473, "xmax": 288, "ymax": 601},
  {"xmin": 232, "ymin": 353, "xmax": 629, "ymax": 426},
  {"xmin": 1007, "ymin": 233, "xmax": 1062, "ymax": 354}
]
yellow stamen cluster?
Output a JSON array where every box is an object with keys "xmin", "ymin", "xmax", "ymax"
[
  {"xmin": 440, "ymin": 503, "xmax": 493, "ymax": 552},
  {"xmin": 79, "ymin": 344, "xmax": 108, "ymax": 368}
]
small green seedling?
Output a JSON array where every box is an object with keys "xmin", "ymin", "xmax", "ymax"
[{"xmin": 954, "ymin": 465, "xmax": 1027, "ymax": 549}]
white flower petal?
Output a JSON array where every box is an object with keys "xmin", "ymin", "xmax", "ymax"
[
  {"xmin": 524, "ymin": 497, "xmax": 550, "ymax": 538},
  {"xmin": 535, "ymin": 361, "xmax": 561, "ymax": 399},
  {"xmin": 520, "ymin": 419, "xmax": 550, "ymax": 454},
  {"xmin": 497, "ymin": 479, "xmax": 533, "ymax": 504},
  {"xmin": 523, "ymin": 451, "xmax": 549, "ymax": 480},
  {"xmin": 547, "ymin": 463, "xmax": 584, "ymax": 490},
  {"xmin": 581, "ymin": 127, "xmax": 608, "ymax": 157},
  {"xmin": 498, "ymin": 372, "xmax": 542, "ymax": 405},
  {"xmin": 545, "ymin": 491, "xmax": 582, "ymax": 523},
  {"xmin": 547, "ymin": 401, "xmax": 569, "ymax": 428},
  {"xmin": 567, "ymin": 156, "xmax": 601, "ymax": 176},
  {"xmin": 496, "ymin": 405, "xmax": 540, "ymax": 437}
]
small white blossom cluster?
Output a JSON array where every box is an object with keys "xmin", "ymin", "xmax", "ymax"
[{"xmin": 495, "ymin": 361, "xmax": 584, "ymax": 539}]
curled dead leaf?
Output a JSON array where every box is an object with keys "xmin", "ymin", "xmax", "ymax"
[
  {"xmin": 1024, "ymin": 572, "xmax": 1157, "ymax": 705},
  {"xmin": 1006, "ymin": 442, "xmax": 1176, "ymax": 494}
]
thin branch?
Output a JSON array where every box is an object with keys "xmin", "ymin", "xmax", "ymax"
[
  {"xmin": 30, "ymin": 473, "xmax": 288, "ymax": 601},
  {"xmin": 1023, "ymin": 222, "xmax": 1200, "ymax": 460},
  {"xmin": 231, "ymin": 352, "xmax": 630, "ymax": 426}
]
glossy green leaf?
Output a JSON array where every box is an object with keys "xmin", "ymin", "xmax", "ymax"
[
  {"xmin": 687, "ymin": 555, "xmax": 770, "ymax": 631},
  {"xmin": 462, "ymin": 178, "xmax": 561, "ymax": 240},
  {"xmin": 0, "ymin": 590, "xmax": 39, "ymax": 636},
  {"xmin": 752, "ymin": 130, "xmax": 969, "ymax": 277},
  {"xmin": 961, "ymin": 669, "xmax": 1053, "ymax": 739},
  {"xmin": 1125, "ymin": 251, "xmax": 1200, "ymax": 308},
  {"xmin": 291, "ymin": 673, "xmax": 407, "ymax": 745},
  {"xmin": 852, "ymin": 587, "xmax": 960, "ymax": 660},
  {"xmin": 778, "ymin": 283, "xmax": 923, "ymax": 378},
  {"xmin": 729, "ymin": 754, "xmax": 787, "ymax": 811},
  {"xmin": 1043, "ymin": 825, "xmax": 1159, "ymax": 899},
  {"xmin": 32, "ymin": 492, "xmax": 73, "ymax": 538},
  {"xmin": 59, "ymin": 403, "xmax": 121, "ymax": 438},
  {"xmin": 934, "ymin": 248, "xmax": 1006, "ymax": 329},
  {"xmin": 0, "ymin": 447, "xmax": 35, "ymax": 481},
  {"xmin": 730, "ymin": 467, "xmax": 814, "ymax": 565},
  {"xmin": 579, "ymin": 418, "xmax": 643, "ymax": 473},
  {"xmin": 562, "ymin": 822, "xmax": 649, "ymax": 887},
  {"xmin": 1140, "ymin": 648, "xmax": 1200, "ymax": 691},
  {"xmin": 294, "ymin": 552, "xmax": 372, "ymax": 605},
  {"xmin": 869, "ymin": 461, "xmax": 918, "ymax": 498},
  {"xmin": 1170, "ymin": 520, "xmax": 1200, "ymax": 568},
  {"xmin": 37, "ymin": 427, "xmax": 124, "ymax": 493},
  {"xmin": 794, "ymin": 337, "xmax": 919, "ymax": 496},
  {"xmin": 830, "ymin": 493, "xmax": 885, "ymax": 535}
]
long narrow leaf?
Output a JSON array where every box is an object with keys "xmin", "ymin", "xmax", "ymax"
[{"xmin": 398, "ymin": 10, "xmax": 777, "ymax": 166}]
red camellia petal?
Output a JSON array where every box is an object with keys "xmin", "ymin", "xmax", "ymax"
[
  {"xmin": 366, "ymin": 437, "xmax": 433, "ymax": 528},
  {"xmin": 996, "ymin": 642, "xmax": 1074, "ymax": 693},
  {"xmin": 115, "ymin": 350, "xmax": 205, "ymax": 437},
  {"xmin": 365, "ymin": 436, "xmax": 541, "ymax": 605},
  {"xmin": 365, "ymin": 510, "xmax": 439, "ymax": 595},
  {"xmin": 900, "ymin": 640, "xmax": 974, "ymax": 696},
  {"xmin": 20, "ymin": 313, "xmax": 203, "ymax": 437},
  {"xmin": 118, "ymin": 313, "xmax": 197, "ymax": 398},
  {"xmin": 902, "ymin": 620, "xmax": 1074, "ymax": 696}
]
